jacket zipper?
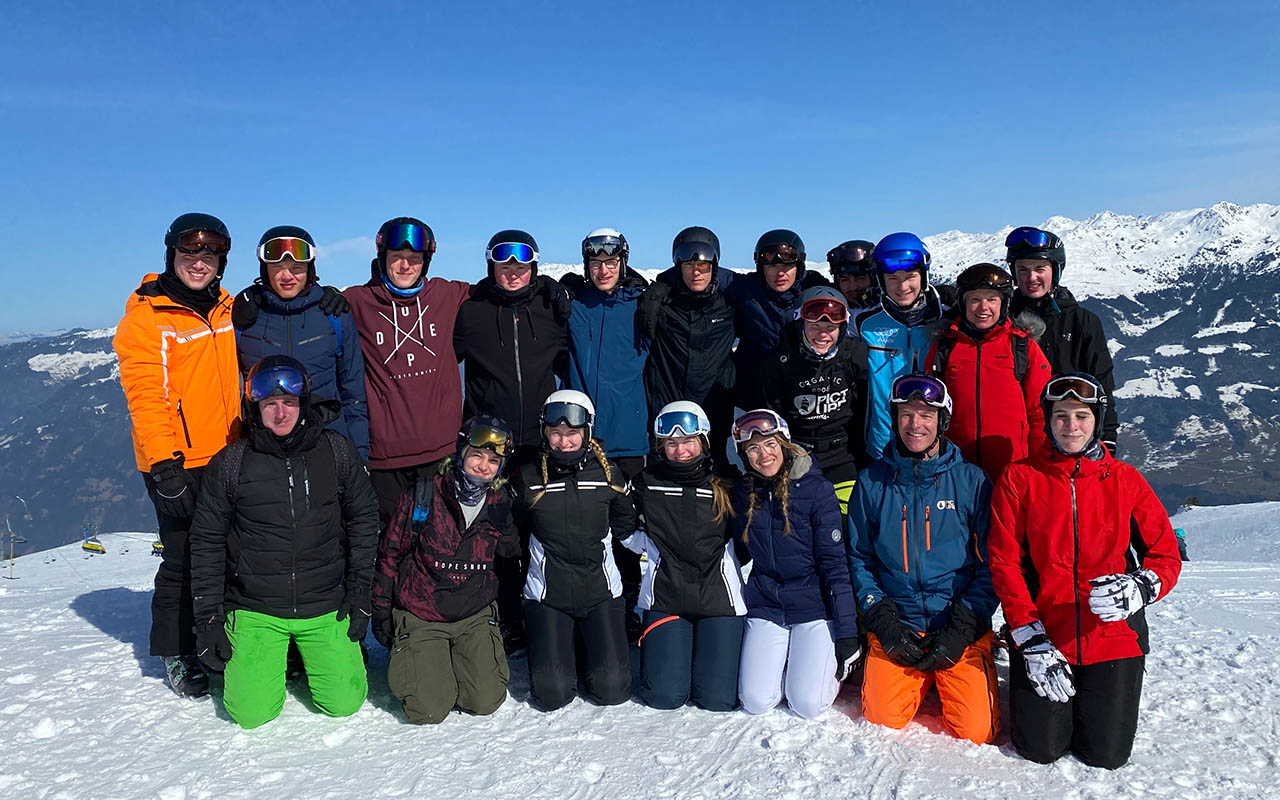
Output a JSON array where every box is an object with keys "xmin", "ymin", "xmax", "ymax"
[
  {"xmin": 176, "ymin": 400, "xmax": 193, "ymax": 448},
  {"xmin": 925, "ymin": 505, "xmax": 932, "ymax": 552},
  {"xmin": 900, "ymin": 504, "xmax": 909, "ymax": 573},
  {"xmin": 512, "ymin": 308, "xmax": 525, "ymax": 437},
  {"xmin": 973, "ymin": 338, "xmax": 983, "ymax": 468},
  {"xmin": 1070, "ymin": 458, "xmax": 1082, "ymax": 664},
  {"xmin": 286, "ymin": 458, "xmax": 299, "ymax": 616}
]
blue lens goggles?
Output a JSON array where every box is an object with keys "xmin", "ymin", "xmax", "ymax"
[
  {"xmin": 381, "ymin": 222, "xmax": 432, "ymax": 253},
  {"xmin": 1005, "ymin": 227, "xmax": 1055, "ymax": 249},
  {"xmin": 877, "ymin": 249, "xmax": 929, "ymax": 273},
  {"xmin": 246, "ymin": 366, "xmax": 307, "ymax": 403},
  {"xmin": 487, "ymin": 241, "xmax": 538, "ymax": 264},
  {"xmin": 654, "ymin": 410, "xmax": 710, "ymax": 439}
]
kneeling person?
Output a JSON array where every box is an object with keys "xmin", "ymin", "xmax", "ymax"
[
  {"xmin": 190, "ymin": 356, "xmax": 380, "ymax": 729},
  {"xmin": 372, "ymin": 415, "xmax": 519, "ymax": 724}
]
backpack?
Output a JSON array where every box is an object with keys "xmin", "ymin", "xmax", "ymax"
[
  {"xmin": 222, "ymin": 428, "xmax": 352, "ymax": 507},
  {"xmin": 931, "ymin": 328, "xmax": 1029, "ymax": 383}
]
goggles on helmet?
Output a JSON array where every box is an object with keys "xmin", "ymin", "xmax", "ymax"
[
  {"xmin": 673, "ymin": 240, "xmax": 717, "ymax": 265},
  {"xmin": 487, "ymin": 241, "xmax": 538, "ymax": 264},
  {"xmin": 732, "ymin": 409, "xmax": 790, "ymax": 444},
  {"xmin": 258, "ymin": 237, "xmax": 316, "ymax": 264},
  {"xmin": 1005, "ymin": 227, "xmax": 1059, "ymax": 250},
  {"xmin": 756, "ymin": 244, "xmax": 799, "ymax": 267},
  {"xmin": 1043, "ymin": 375, "xmax": 1104, "ymax": 404},
  {"xmin": 380, "ymin": 222, "xmax": 433, "ymax": 254},
  {"xmin": 246, "ymin": 364, "xmax": 307, "ymax": 403},
  {"xmin": 462, "ymin": 423, "xmax": 514, "ymax": 458},
  {"xmin": 175, "ymin": 230, "xmax": 231, "ymax": 256},
  {"xmin": 583, "ymin": 233, "xmax": 625, "ymax": 258},
  {"xmin": 877, "ymin": 249, "xmax": 929, "ymax": 273},
  {"xmin": 799, "ymin": 297, "xmax": 849, "ymax": 325},
  {"xmin": 542, "ymin": 401, "xmax": 591, "ymax": 429},
  {"xmin": 654, "ymin": 409, "xmax": 711, "ymax": 439},
  {"xmin": 890, "ymin": 374, "xmax": 949, "ymax": 409},
  {"xmin": 828, "ymin": 242, "xmax": 872, "ymax": 268}
]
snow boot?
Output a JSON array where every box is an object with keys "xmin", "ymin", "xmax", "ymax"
[{"xmin": 162, "ymin": 655, "xmax": 209, "ymax": 698}]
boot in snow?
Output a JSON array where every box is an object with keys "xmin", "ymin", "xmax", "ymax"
[{"xmin": 162, "ymin": 655, "xmax": 209, "ymax": 698}]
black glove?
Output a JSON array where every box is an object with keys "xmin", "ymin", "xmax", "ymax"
[
  {"xmin": 835, "ymin": 637, "xmax": 862, "ymax": 681},
  {"xmin": 337, "ymin": 583, "xmax": 372, "ymax": 642},
  {"xmin": 231, "ymin": 284, "xmax": 262, "ymax": 329},
  {"xmin": 318, "ymin": 285, "xmax": 350, "ymax": 316},
  {"xmin": 194, "ymin": 609, "xmax": 233, "ymax": 672},
  {"xmin": 915, "ymin": 602, "xmax": 981, "ymax": 672},
  {"xmin": 149, "ymin": 455, "xmax": 197, "ymax": 519},
  {"xmin": 862, "ymin": 599, "xmax": 927, "ymax": 667},
  {"xmin": 372, "ymin": 608, "xmax": 394, "ymax": 649}
]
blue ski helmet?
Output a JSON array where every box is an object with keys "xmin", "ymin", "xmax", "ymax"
[{"xmin": 873, "ymin": 232, "xmax": 930, "ymax": 289}]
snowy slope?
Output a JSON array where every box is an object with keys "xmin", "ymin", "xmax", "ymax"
[{"xmin": 2, "ymin": 507, "xmax": 1279, "ymax": 800}]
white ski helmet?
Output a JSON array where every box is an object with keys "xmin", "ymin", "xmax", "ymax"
[
  {"xmin": 654, "ymin": 400, "xmax": 712, "ymax": 452},
  {"xmin": 540, "ymin": 389, "xmax": 597, "ymax": 442}
]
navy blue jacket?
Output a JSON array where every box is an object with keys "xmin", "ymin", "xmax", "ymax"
[
  {"xmin": 846, "ymin": 439, "xmax": 997, "ymax": 633},
  {"xmin": 234, "ymin": 284, "xmax": 370, "ymax": 459},
  {"xmin": 561, "ymin": 272, "xmax": 650, "ymax": 458},
  {"xmin": 731, "ymin": 454, "xmax": 858, "ymax": 639}
]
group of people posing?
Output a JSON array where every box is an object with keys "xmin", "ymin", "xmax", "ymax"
[{"xmin": 113, "ymin": 213, "xmax": 1181, "ymax": 770}]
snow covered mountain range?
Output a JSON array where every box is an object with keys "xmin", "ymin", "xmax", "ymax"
[{"xmin": 3, "ymin": 201, "xmax": 1278, "ymax": 554}]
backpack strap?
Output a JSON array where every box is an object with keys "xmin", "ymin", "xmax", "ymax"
[
  {"xmin": 222, "ymin": 438, "xmax": 250, "ymax": 508},
  {"xmin": 1012, "ymin": 330, "xmax": 1029, "ymax": 383},
  {"xmin": 408, "ymin": 472, "xmax": 436, "ymax": 547},
  {"xmin": 930, "ymin": 335, "xmax": 956, "ymax": 377},
  {"xmin": 328, "ymin": 313, "xmax": 343, "ymax": 360}
]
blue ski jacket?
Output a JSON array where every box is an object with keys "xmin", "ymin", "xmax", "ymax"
[
  {"xmin": 234, "ymin": 283, "xmax": 370, "ymax": 459},
  {"xmin": 562, "ymin": 272, "xmax": 650, "ymax": 458},
  {"xmin": 731, "ymin": 453, "xmax": 858, "ymax": 640},
  {"xmin": 846, "ymin": 439, "xmax": 996, "ymax": 632}
]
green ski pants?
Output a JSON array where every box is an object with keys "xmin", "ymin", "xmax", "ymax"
[{"xmin": 387, "ymin": 603, "xmax": 509, "ymax": 724}]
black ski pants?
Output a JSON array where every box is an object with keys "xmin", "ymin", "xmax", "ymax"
[
  {"xmin": 524, "ymin": 596, "xmax": 630, "ymax": 710},
  {"xmin": 1009, "ymin": 652, "xmax": 1145, "ymax": 770},
  {"xmin": 610, "ymin": 456, "xmax": 647, "ymax": 612},
  {"xmin": 638, "ymin": 611, "xmax": 744, "ymax": 711},
  {"xmin": 145, "ymin": 467, "xmax": 204, "ymax": 657}
]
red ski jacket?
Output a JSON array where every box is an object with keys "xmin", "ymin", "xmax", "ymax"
[
  {"xmin": 927, "ymin": 318, "xmax": 1051, "ymax": 479},
  {"xmin": 988, "ymin": 443, "xmax": 1181, "ymax": 665}
]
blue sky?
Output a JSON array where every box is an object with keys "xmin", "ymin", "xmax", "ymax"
[{"xmin": 2, "ymin": 1, "xmax": 1277, "ymax": 332}]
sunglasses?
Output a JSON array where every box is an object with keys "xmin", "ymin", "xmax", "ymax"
[
  {"xmin": 246, "ymin": 365, "xmax": 307, "ymax": 403},
  {"xmin": 258, "ymin": 237, "xmax": 316, "ymax": 264},
  {"xmin": 732, "ymin": 409, "xmax": 789, "ymax": 444},
  {"xmin": 463, "ymin": 423, "xmax": 514, "ymax": 457},
  {"xmin": 1005, "ymin": 227, "xmax": 1060, "ymax": 250},
  {"xmin": 175, "ymin": 230, "xmax": 230, "ymax": 256},
  {"xmin": 380, "ymin": 222, "xmax": 435, "ymax": 254},
  {"xmin": 487, "ymin": 241, "xmax": 538, "ymax": 264},
  {"xmin": 654, "ymin": 409, "xmax": 710, "ymax": 439},
  {"xmin": 1043, "ymin": 376, "xmax": 1104, "ymax": 404},
  {"xmin": 799, "ymin": 297, "xmax": 848, "ymax": 324}
]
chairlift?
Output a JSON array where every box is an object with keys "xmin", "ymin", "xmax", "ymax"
[
  {"xmin": 152, "ymin": 540, "xmax": 165, "ymax": 558},
  {"xmin": 82, "ymin": 525, "xmax": 106, "ymax": 556}
]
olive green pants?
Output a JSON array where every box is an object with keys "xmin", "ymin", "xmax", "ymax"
[{"xmin": 387, "ymin": 603, "xmax": 510, "ymax": 724}]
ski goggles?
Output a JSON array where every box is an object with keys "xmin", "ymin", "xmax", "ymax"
[
  {"xmin": 673, "ymin": 240, "xmax": 718, "ymax": 265},
  {"xmin": 1043, "ymin": 375, "xmax": 1104, "ymax": 404},
  {"xmin": 486, "ymin": 241, "xmax": 538, "ymax": 264},
  {"xmin": 654, "ymin": 409, "xmax": 711, "ymax": 439},
  {"xmin": 583, "ymin": 233, "xmax": 625, "ymax": 257},
  {"xmin": 174, "ymin": 230, "xmax": 230, "ymax": 256},
  {"xmin": 542, "ymin": 401, "xmax": 591, "ymax": 429},
  {"xmin": 258, "ymin": 237, "xmax": 316, "ymax": 263},
  {"xmin": 756, "ymin": 244, "xmax": 799, "ymax": 267},
  {"xmin": 246, "ymin": 364, "xmax": 307, "ymax": 403},
  {"xmin": 732, "ymin": 409, "xmax": 790, "ymax": 444},
  {"xmin": 1005, "ymin": 227, "xmax": 1059, "ymax": 250},
  {"xmin": 380, "ymin": 222, "xmax": 434, "ymax": 254},
  {"xmin": 828, "ymin": 242, "xmax": 873, "ymax": 268},
  {"xmin": 799, "ymin": 297, "xmax": 849, "ymax": 324},
  {"xmin": 462, "ymin": 423, "xmax": 514, "ymax": 457},
  {"xmin": 876, "ymin": 249, "xmax": 929, "ymax": 273},
  {"xmin": 890, "ymin": 374, "xmax": 949, "ymax": 409}
]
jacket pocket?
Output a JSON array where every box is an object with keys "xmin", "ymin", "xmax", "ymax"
[{"xmin": 176, "ymin": 400, "xmax": 193, "ymax": 448}]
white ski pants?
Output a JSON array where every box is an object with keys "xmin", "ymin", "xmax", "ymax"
[{"xmin": 738, "ymin": 616, "xmax": 839, "ymax": 719}]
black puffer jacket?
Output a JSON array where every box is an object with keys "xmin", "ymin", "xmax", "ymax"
[
  {"xmin": 1011, "ymin": 286, "xmax": 1119, "ymax": 449},
  {"xmin": 511, "ymin": 447, "xmax": 638, "ymax": 614},
  {"xmin": 640, "ymin": 278, "xmax": 737, "ymax": 423},
  {"xmin": 455, "ymin": 276, "xmax": 571, "ymax": 447},
  {"xmin": 626, "ymin": 458, "xmax": 745, "ymax": 619},
  {"xmin": 190, "ymin": 401, "xmax": 380, "ymax": 619}
]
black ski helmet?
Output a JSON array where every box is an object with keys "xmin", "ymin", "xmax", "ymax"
[
  {"xmin": 243, "ymin": 354, "xmax": 312, "ymax": 428},
  {"xmin": 372, "ymin": 217, "xmax": 437, "ymax": 280},
  {"xmin": 754, "ymin": 229, "xmax": 806, "ymax": 281},
  {"xmin": 956, "ymin": 262, "xmax": 1015, "ymax": 324},
  {"xmin": 257, "ymin": 225, "xmax": 316, "ymax": 286},
  {"xmin": 164, "ymin": 212, "xmax": 230, "ymax": 276},
  {"xmin": 456, "ymin": 413, "xmax": 515, "ymax": 464},
  {"xmin": 485, "ymin": 229, "xmax": 539, "ymax": 280},
  {"xmin": 1005, "ymin": 226, "xmax": 1066, "ymax": 287},
  {"xmin": 671, "ymin": 226, "xmax": 720, "ymax": 267},
  {"xmin": 827, "ymin": 239, "xmax": 876, "ymax": 278}
]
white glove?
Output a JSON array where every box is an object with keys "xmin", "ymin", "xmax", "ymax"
[
  {"xmin": 1088, "ymin": 569, "xmax": 1161, "ymax": 623},
  {"xmin": 1011, "ymin": 621, "xmax": 1075, "ymax": 704}
]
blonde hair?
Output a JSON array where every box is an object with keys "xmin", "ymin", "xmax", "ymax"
[
  {"xmin": 738, "ymin": 438, "xmax": 808, "ymax": 542},
  {"xmin": 530, "ymin": 438, "xmax": 625, "ymax": 507}
]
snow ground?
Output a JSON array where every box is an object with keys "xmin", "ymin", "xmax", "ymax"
[{"xmin": 2, "ymin": 511, "xmax": 1278, "ymax": 800}]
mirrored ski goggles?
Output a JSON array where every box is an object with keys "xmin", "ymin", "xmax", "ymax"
[
  {"xmin": 799, "ymin": 297, "xmax": 848, "ymax": 324},
  {"xmin": 542, "ymin": 401, "xmax": 590, "ymax": 429},
  {"xmin": 487, "ymin": 241, "xmax": 538, "ymax": 264},
  {"xmin": 890, "ymin": 374, "xmax": 948, "ymax": 407},
  {"xmin": 257, "ymin": 237, "xmax": 316, "ymax": 263},
  {"xmin": 733, "ymin": 409, "xmax": 789, "ymax": 444},
  {"xmin": 876, "ymin": 249, "xmax": 929, "ymax": 272},
  {"xmin": 380, "ymin": 222, "xmax": 433, "ymax": 253},
  {"xmin": 584, "ymin": 234, "xmax": 625, "ymax": 257},
  {"xmin": 175, "ymin": 230, "xmax": 230, "ymax": 256},
  {"xmin": 756, "ymin": 244, "xmax": 799, "ymax": 267},
  {"xmin": 828, "ymin": 243, "xmax": 872, "ymax": 267},
  {"xmin": 1005, "ymin": 226, "xmax": 1058, "ymax": 250},
  {"xmin": 1043, "ymin": 375, "xmax": 1104, "ymax": 404},
  {"xmin": 673, "ymin": 241, "xmax": 718, "ymax": 265},
  {"xmin": 246, "ymin": 365, "xmax": 307, "ymax": 402},
  {"xmin": 463, "ymin": 423, "xmax": 514, "ymax": 457},
  {"xmin": 654, "ymin": 410, "xmax": 710, "ymax": 439}
]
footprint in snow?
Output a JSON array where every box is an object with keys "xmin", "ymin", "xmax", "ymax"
[
  {"xmin": 30, "ymin": 717, "xmax": 62, "ymax": 739},
  {"xmin": 580, "ymin": 763, "xmax": 604, "ymax": 784},
  {"xmin": 323, "ymin": 728, "xmax": 355, "ymax": 748}
]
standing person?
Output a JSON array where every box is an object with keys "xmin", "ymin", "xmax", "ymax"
[
  {"xmin": 188, "ymin": 356, "xmax": 380, "ymax": 729},
  {"xmin": 757, "ymin": 286, "xmax": 869, "ymax": 517},
  {"xmin": 344, "ymin": 217, "xmax": 472, "ymax": 531},
  {"xmin": 989, "ymin": 373, "xmax": 1182, "ymax": 768},
  {"xmin": 731, "ymin": 410, "xmax": 860, "ymax": 719},
  {"xmin": 847, "ymin": 374, "xmax": 1000, "ymax": 745},
  {"xmin": 625, "ymin": 402, "xmax": 745, "ymax": 711},
  {"xmin": 1006, "ymin": 227, "xmax": 1120, "ymax": 454},
  {"xmin": 854, "ymin": 232, "xmax": 951, "ymax": 461},
  {"xmin": 640, "ymin": 226, "xmax": 737, "ymax": 462},
  {"xmin": 926, "ymin": 263, "xmax": 1051, "ymax": 479},
  {"xmin": 371, "ymin": 415, "xmax": 519, "ymax": 725},
  {"xmin": 233, "ymin": 225, "xmax": 369, "ymax": 459},
  {"xmin": 827, "ymin": 239, "xmax": 880, "ymax": 310},
  {"xmin": 114, "ymin": 212, "xmax": 241, "ymax": 697},
  {"xmin": 509, "ymin": 391, "xmax": 637, "ymax": 710}
]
